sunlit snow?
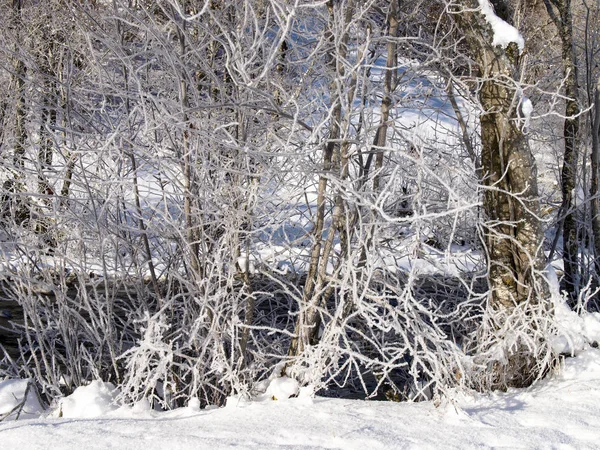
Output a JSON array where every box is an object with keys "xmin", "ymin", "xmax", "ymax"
[
  {"xmin": 2, "ymin": 349, "xmax": 600, "ymax": 449},
  {"xmin": 478, "ymin": 0, "xmax": 525, "ymax": 52}
]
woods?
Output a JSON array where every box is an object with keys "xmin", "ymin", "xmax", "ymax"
[{"xmin": 1, "ymin": 0, "xmax": 599, "ymax": 409}]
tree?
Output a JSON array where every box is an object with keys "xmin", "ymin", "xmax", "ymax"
[
  {"xmin": 543, "ymin": 0, "xmax": 582, "ymax": 304},
  {"xmin": 583, "ymin": 0, "xmax": 600, "ymax": 290},
  {"xmin": 1, "ymin": 0, "xmax": 29, "ymax": 226},
  {"xmin": 454, "ymin": 0, "xmax": 554, "ymax": 388},
  {"xmin": 287, "ymin": 0, "xmax": 357, "ymax": 360}
]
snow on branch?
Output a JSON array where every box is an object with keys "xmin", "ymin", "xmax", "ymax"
[{"xmin": 477, "ymin": 0, "xmax": 525, "ymax": 52}]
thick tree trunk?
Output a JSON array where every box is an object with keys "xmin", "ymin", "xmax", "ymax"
[
  {"xmin": 458, "ymin": 0, "xmax": 547, "ymax": 307},
  {"xmin": 480, "ymin": 78, "xmax": 546, "ymax": 309},
  {"xmin": 456, "ymin": 0, "xmax": 550, "ymax": 387}
]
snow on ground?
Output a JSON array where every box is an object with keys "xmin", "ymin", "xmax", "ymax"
[
  {"xmin": 2, "ymin": 349, "xmax": 600, "ymax": 449},
  {"xmin": 0, "ymin": 379, "xmax": 44, "ymax": 421}
]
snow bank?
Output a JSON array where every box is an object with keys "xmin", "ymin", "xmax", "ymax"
[
  {"xmin": 559, "ymin": 347, "xmax": 600, "ymax": 381},
  {"xmin": 3, "ymin": 350, "xmax": 600, "ymax": 449},
  {"xmin": 225, "ymin": 374, "xmax": 303, "ymax": 407},
  {"xmin": 263, "ymin": 376, "xmax": 300, "ymax": 401},
  {"xmin": 58, "ymin": 381, "xmax": 119, "ymax": 419},
  {"xmin": 478, "ymin": 0, "xmax": 525, "ymax": 52},
  {"xmin": 3, "ymin": 303, "xmax": 600, "ymax": 449}
]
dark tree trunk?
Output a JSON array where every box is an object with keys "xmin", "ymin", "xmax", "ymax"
[
  {"xmin": 591, "ymin": 78, "xmax": 600, "ymax": 278},
  {"xmin": 2, "ymin": 0, "xmax": 29, "ymax": 225},
  {"xmin": 37, "ymin": 38, "xmax": 57, "ymax": 207},
  {"xmin": 543, "ymin": 0, "xmax": 581, "ymax": 304}
]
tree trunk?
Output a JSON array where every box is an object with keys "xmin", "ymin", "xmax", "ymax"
[
  {"xmin": 456, "ymin": 0, "xmax": 550, "ymax": 387},
  {"xmin": 287, "ymin": 0, "xmax": 354, "ymax": 360},
  {"xmin": 543, "ymin": 0, "xmax": 581, "ymax": 304},
  {"xmin": 591, "ymin": 77, "xmax": 600, "ymax": 277},
  {"xmin": 174, "ymin": 1, "xmax": 201, "ymax": 279},
  {"xmin": 358, "ymin": 1, "xmax": 399, "ymax": 265},
  {"xmin": 12, "ymin": 1, "xmax": 26, "ymax": 174},
  {"xmin": 2, "ymin": 0, "xmax": 29, "ymax": 225},
  {"xmin": 37, "ymin": 37, "xmax": 57, "ymax": 208}
]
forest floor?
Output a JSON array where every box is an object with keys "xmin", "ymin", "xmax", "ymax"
[{"xmin": 1, "ymin": 348, "xmax": 600, "ymax": 449}]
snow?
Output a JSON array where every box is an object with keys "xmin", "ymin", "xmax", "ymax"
[
  {"xmin": 521, "ymin": 96, "xmax": 533, "ymax": 132},
  {"xmin": 0, "ymin": 8, "xmax": 593, "ymax": 447},
  {"xmin": 0, "ymin": 379, "xmax": 44, "ymax": 420},
  {"xmin": 261, "ymin": 376, "xmax": 300, "ymax": 401},
  {"xmin": 547, "ymin": 264, "xmax": 600, "ymax": 355},
  {"xmin": 521, "ymin": 97, "xmax": 533, "ymax": 121},
  {"xmin": 2, "ymin": 349, "xmax": 600, "ymax": 448},
  {"xmin": 236, "ymin": 256, "xmax": 257, "ymax": 274},
  {"xmin": 478, "ymin": 0, "xmax": 525, "ymax": 52},
  {"xmin": 583, "ymin": 313, "xmax": 600, "ymax": 343},
  {"xmin": 56, "ymin": 381, "xmax": 119, "ymax": 419}
]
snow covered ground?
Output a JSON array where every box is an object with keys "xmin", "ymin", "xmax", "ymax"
[{"xmin": 2, "ymin": 348, "xmax": 600, "ymax": 449}]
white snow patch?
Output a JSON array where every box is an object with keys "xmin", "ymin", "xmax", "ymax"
[
  {"xmin": 264, "ymin": 376, "xmax": 300, "ymax": 401},
  {"xmin": 246, "ymin": 372, "xmax": 302, "ymax": 403},
  {"xmin": 521, "ymin": 96, "xmax": 533, "ymax": 131},
  {"xmin": 187, "ymin": 397, "xmax": 201, "ymax": 411},
  {"xmin": 558, "ymin": 347, "xmax": 600, "ymax": 381},
  {"xmin": 478, "ymin": 0, "xmax": 525, "ymax": 52},
  {"xmin": 583, "ymin": 313, "xmax": 600, "ymax": 344},
  {"xmin": 236, "ymin": 256, "xmax": 256, "ymax": 274},
  {"xmin": 573, "ymin": 186, "xmax": 586, "ymax": 206},
  {"xmin": 58, "ymin": 381, "xmax": 119, "ymax": 418},
  {"xmin": 131, "ymin": 397, "xmax": 152, "ymax": 415},
  {"xmin": 547, "ymin": 265, "xmax": 600, "ymax": 355}
]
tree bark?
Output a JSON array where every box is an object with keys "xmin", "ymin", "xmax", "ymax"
[
  {"xmin": 458, "ymin": 0, "xmax": 547, "ymax": 305},
  {"xmin": 543, "ymin": 0, "xmax": 581, "ymax": 304},
  {"xmin": 358, "ymin": 0, "xmax": 399, "ymax": 265},
  {"xmin": 287, "ymin": 0, "xmax": 354, "ymax": 359},
  {"xmin": 591, "ymin": 77, "xmax": 600, "ymax": 276},
  {"xmin": 37, "ymin": 34, "xmax": 57, "ymax": 208},
  {"xmin": 2, "ymin": 0, "xmax": 29, "ymax": 225},
  {"xmin": 456, "ymin": 0, "xmax": 550, "ymax": 387}
]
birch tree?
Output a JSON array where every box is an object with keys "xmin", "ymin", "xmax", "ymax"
[{"xmin": 454, "ymin": 0, "xmax": 554, "ymax": 388}]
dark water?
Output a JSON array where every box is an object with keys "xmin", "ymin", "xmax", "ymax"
[{"xmin": 0, "ymin": 298, "xmax": 22, "ymax": 360}]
